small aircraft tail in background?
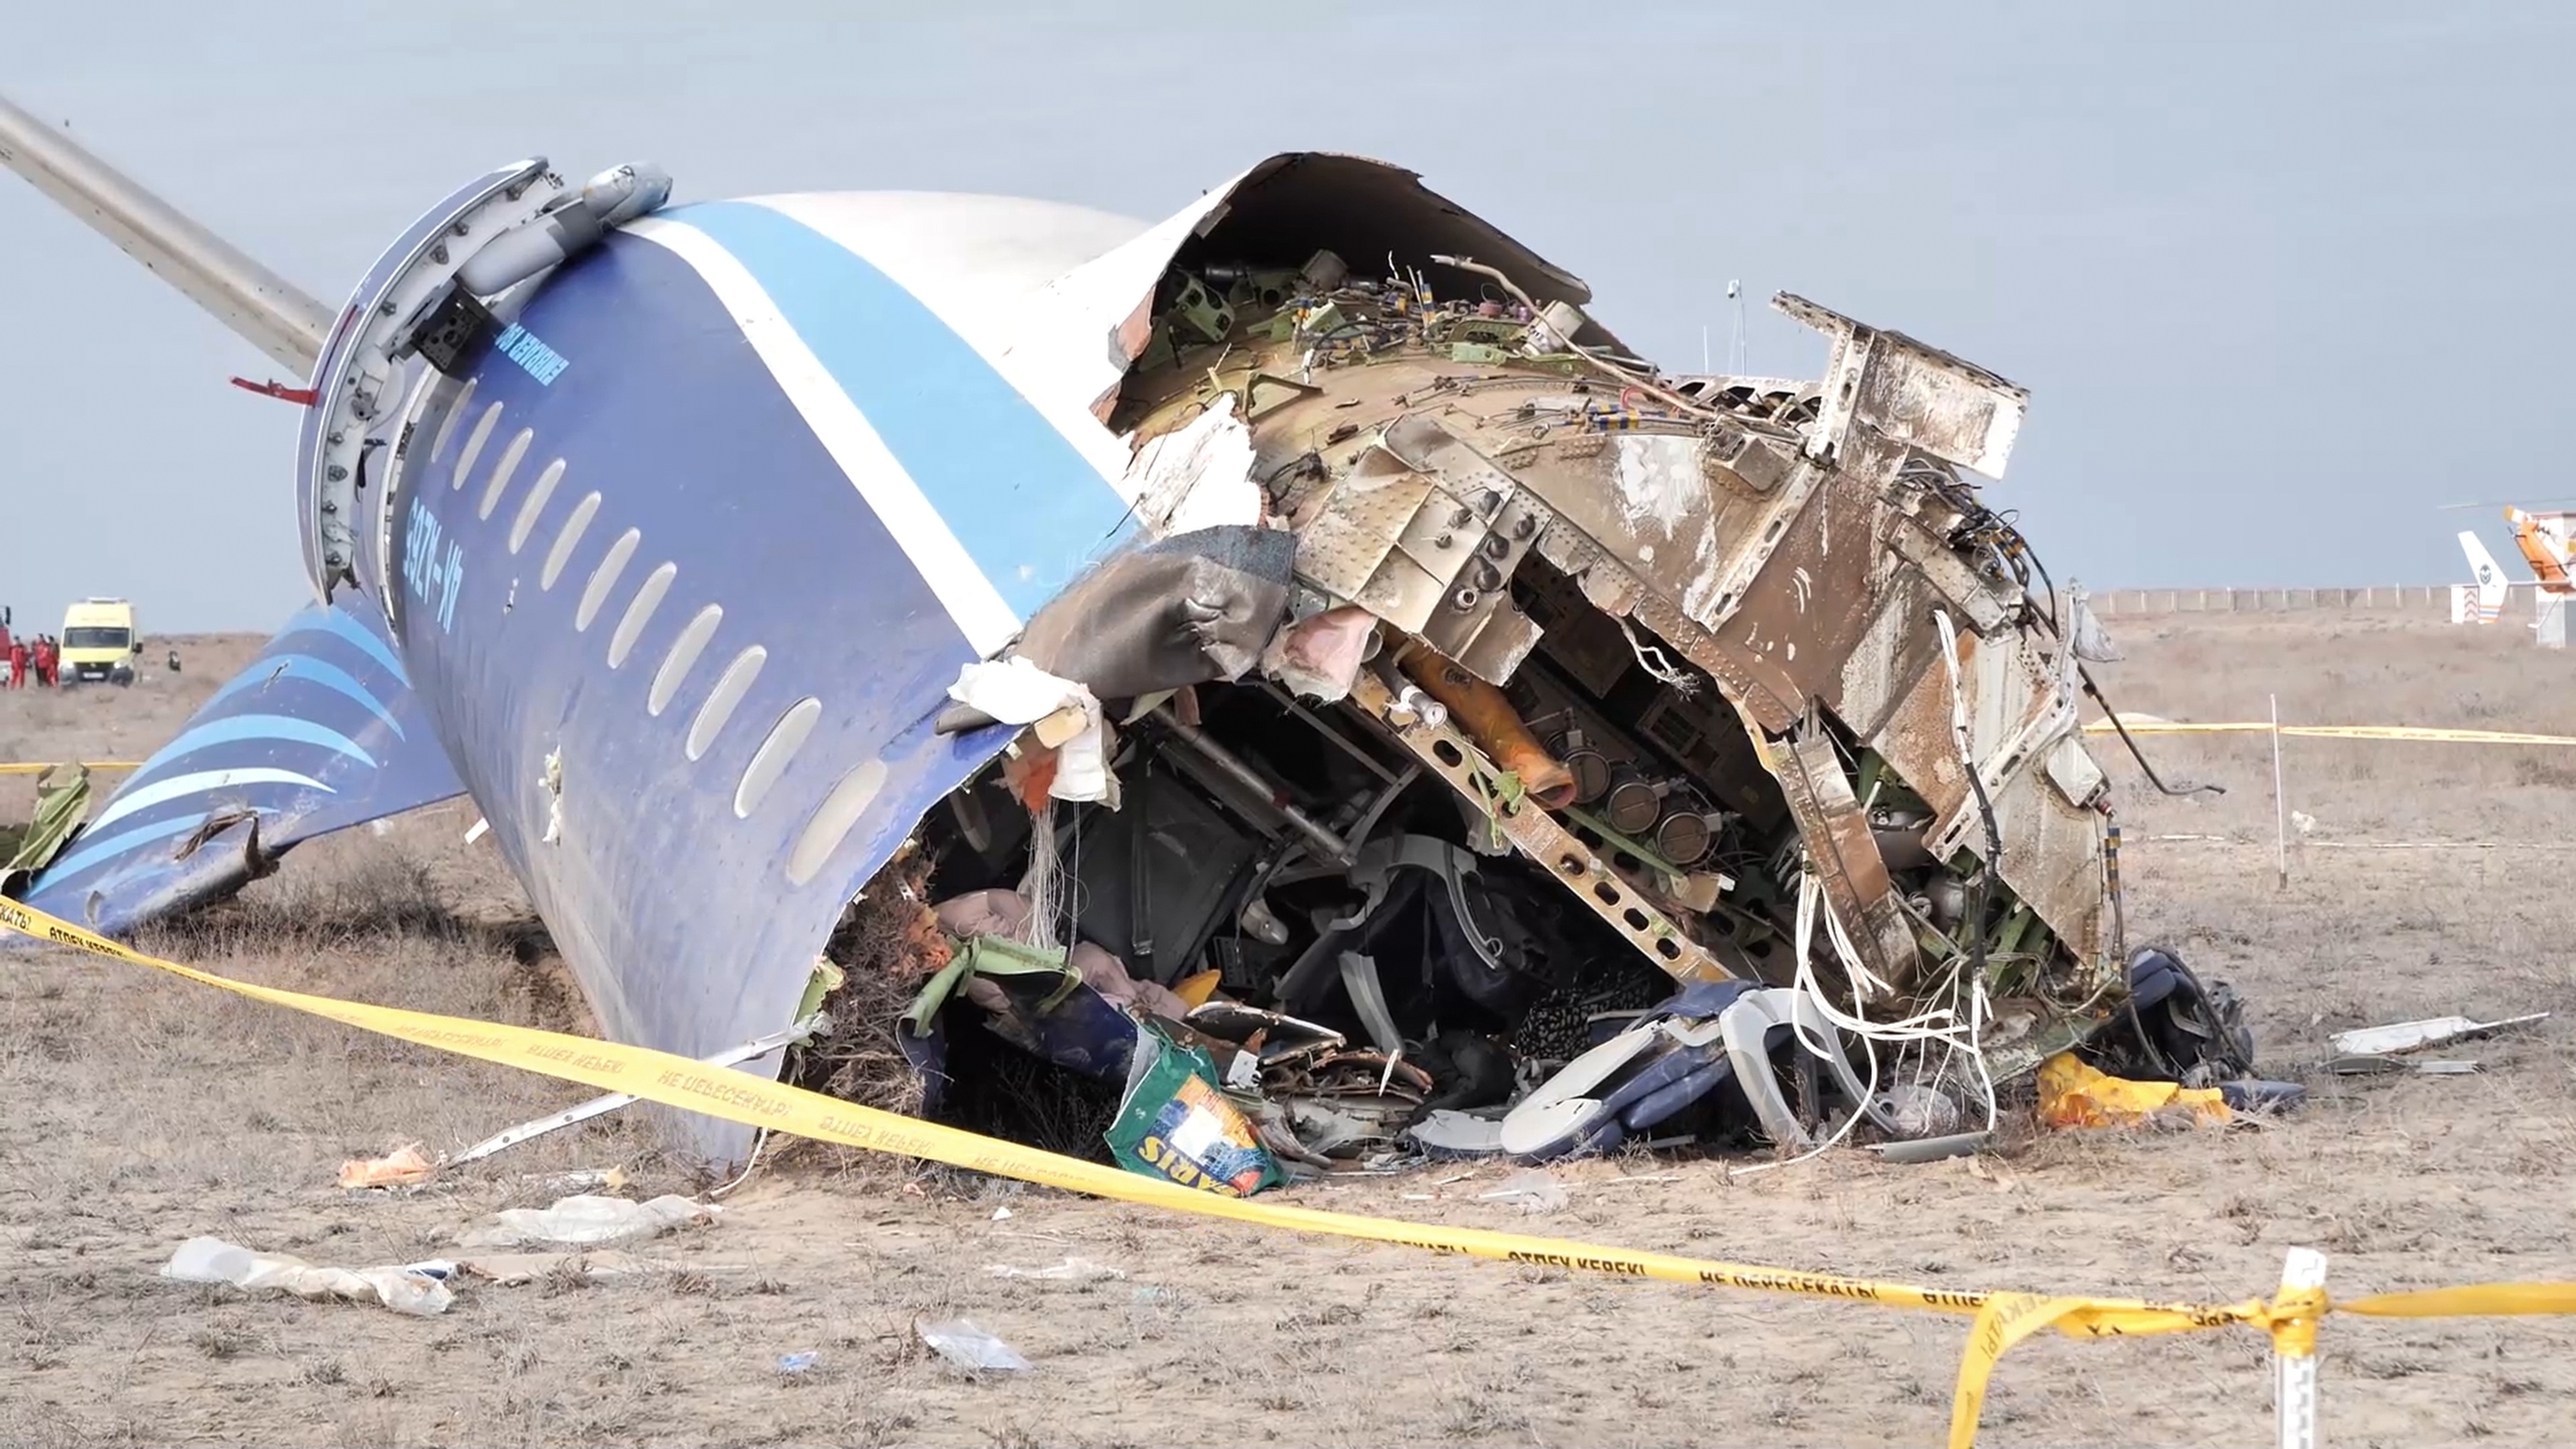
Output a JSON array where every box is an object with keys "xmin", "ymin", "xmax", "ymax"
[
  {"xmin": 2506, "ymin": 508, "xmax": 2576, "ymax": 597},
  {"xmin": 2456, "ymin": 530, "xmax": 2511, "ymax": 623}
]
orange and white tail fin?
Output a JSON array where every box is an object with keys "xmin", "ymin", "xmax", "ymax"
[{"xmin": 2506, "ymin": 508, "xmax": 2576, "ymax": 596}]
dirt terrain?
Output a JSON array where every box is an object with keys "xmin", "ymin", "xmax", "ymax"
[{"xmin": 5, "ymin": 609, "xmax": 2576, "ymax": 1447}]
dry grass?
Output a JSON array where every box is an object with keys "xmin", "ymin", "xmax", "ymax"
[
  {"xmin": 799, "ymin": 851, "xmax": 939, "ymax": 1121},
  {"xmin": 6, "ymin": 611, "xmax": 2576, "ymax": 1446}
]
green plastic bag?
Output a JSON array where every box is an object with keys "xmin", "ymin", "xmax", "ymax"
[{"xmin": 1103, "ymin": 1022, "xmax": 1284, "ymax": 1197}]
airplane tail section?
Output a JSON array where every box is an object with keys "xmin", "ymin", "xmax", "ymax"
[
  {"xmin": 2458, "ymin": 530, "xmax": 2510, "ymax": 622},
  {"xmin": 2506, "ymin": 508, "xmax": 2575, "ymax": 596},
  {"xmin": 13, "ymin": 603, "xmax": 464, "ymax": 934}
]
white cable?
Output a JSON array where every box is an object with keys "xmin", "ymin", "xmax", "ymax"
[
  {"xmin": 1016, "ymin": 801, "xmax": 1064, "ymax": 950},
  {"xmin": 1614, "ymin": 615, "xmax": 1699, "ymax": 696},
  {"xmin": 1734, "ymin": 614, "xmax": 2014, "ymax": 1173},
  {"xmin": 710, "ymin": 1128, "xmax": 769, "ymax": 1198},
  {"xmin": 1788, "ymin": 870, "xmax": 1997, "ymax": 1137},
  {"xmin": 1927, "ymin": 606, "xmax": 2003, "ymax": 1134},
  {"xmin": 1728, "ymin": 876, "xmax": 1883, "ymax": 1176}
]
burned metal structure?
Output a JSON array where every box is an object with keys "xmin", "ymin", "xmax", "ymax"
[
  {"xmin": 3, "ymin": 105, "xmax": 2170, "ymax": 1175},
  {"xmin": 880, "ymin": 157, "xmax": 2129, "ymax": 1167}
]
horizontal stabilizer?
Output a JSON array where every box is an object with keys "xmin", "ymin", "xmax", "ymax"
[{"xmin": 17, "ymin": 603, "xmax": 464, "ymax": 932}]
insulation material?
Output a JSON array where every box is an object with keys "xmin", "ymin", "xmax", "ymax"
[
  {"xmin": 1261, "ymin": 604, "xmax": 1377, "ymax": 701},
  {"xmin": 2037, "ymin": 1053, "xmax": 2230, "ymax": 1130},
  {"xmin": 1121, "ymin": 396, "xmax": 1263, "ymax": 537},
  {"xmin": 161, "ymin": 1237, "xmax": 455, "ymax": 1316},
  {"xmin": 948, "ymin": 659, "xmax": 1111, "ymax": 803}
]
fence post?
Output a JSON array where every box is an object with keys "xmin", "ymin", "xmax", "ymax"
[
  {"xmin": 2275, "ymin": 1247, "xmax": 2327, "ymax": 1449},
  {"xmin": 2270, "ymin": 694, "xmax": 2289, "ymax": 890}
]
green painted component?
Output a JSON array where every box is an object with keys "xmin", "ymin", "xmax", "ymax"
[
  {"xmin": 1445, "ymin": 317, "xmax": 1526, "ymax": 346},
  {"xmin": 903, "ymin": 934, "xmax": 1078, "ymax": 1037},
  {"xmin": 1293, "ymin": 300, "xmax": 1346, "ymax": 341},
  {"xmin": 1167, "ymin": 271, "xmax": 1234, "ymax": 343},
  {"xmin": 793, "ymin": 959, "xmax": 843, "ymax": 1026},
  {"xmin": 1993, "ymin": 904, "xmax": 2036, "ymax": 960},
  {"xmin": 1983, "ymin": 1006, "xmax": 2103, "ymax": 1085},
  {"xmin": 1560, "ymin": 803, "xmax": 1690, "ymax": 894},
  {"xmin": 1, "ymin": 764, "xmax": 89, "ymax": 896},
  {"xmin": 1221, "ymin": 269, "xmax": 1301, "ymax": 306}
]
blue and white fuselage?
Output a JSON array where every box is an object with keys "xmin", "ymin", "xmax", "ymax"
[{"xmin": 27, "ymin": 173, "xmax": 1261, "ymax": 1101}]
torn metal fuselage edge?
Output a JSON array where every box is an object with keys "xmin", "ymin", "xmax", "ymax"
[{"xmin": 1097, "ymin": 216, "xmax": 2124, "ymax": 1076}]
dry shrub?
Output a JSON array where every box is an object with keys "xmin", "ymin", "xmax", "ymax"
[
  {"xmin": 794, "ymin": 847, "xmax": 941, "ymax": 1118},
  {"xmin": 933, "ymin": 1039, "xmax": 1121, "ymax": 1163},
  {"xmin": 789, "ymin": 842, "xmax": 1122, "ymax": 1166},
  {"xmin": 142, "ymin": 840, "xmax": 462, "ymax": 957},
  {"xmin": 2511, "ymin": 753, "xmax": 2576, "ymax": 789}
]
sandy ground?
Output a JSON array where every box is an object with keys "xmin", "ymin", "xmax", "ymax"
[{"xmin": 5, "ymin": 609, "xmax": 2576, "ymax": 1447}]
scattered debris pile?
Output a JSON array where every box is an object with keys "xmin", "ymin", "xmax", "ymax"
[{"xmin": 775, "ymin": 228, "xmax": 2281, "ymax": 1191}]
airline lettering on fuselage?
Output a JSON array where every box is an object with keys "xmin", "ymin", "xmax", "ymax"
[
  {"xmin": 404, "ymin": 497, "xmax": 466, "ymax": 633},
  {"xmin": 492, "ymin": 322, "xmax": 570, "ymax": 386}
]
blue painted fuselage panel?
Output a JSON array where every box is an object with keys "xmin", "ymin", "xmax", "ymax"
[
  {"xmin": 26, "ymin": 220, "xmax": 1053, "ymax": 1161},
  {"xmin": 390, "ymin": 233, "xmax": 1011, "ymax": 1149}
]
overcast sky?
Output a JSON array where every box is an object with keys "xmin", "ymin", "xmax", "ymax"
[{"xmin": 4, "ymin": 3, "xmax": 2568, "ymax": 632}]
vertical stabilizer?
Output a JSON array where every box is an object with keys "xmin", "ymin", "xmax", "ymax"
[
  {"xmin": 2505, "ymin": 508, "xmax": 2576, "ymax": 596},
  {"xmin": 2458, "ymin": 530, "xmax": 2509, "ymax": 622}
]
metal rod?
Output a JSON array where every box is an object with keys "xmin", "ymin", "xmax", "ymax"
[
  {"xmin": 1262, "ymin": 683, "xmax": 1406, "ymax": 785},
  {"xmin": 1340, "ymin": 762, "xmax": 1423, "ymax": 857},
  {"xmin": 450, "ymin": 1015, "xmax": 822, "ymax": 1165},
  {"xmin": 0, "ymin": 91, "xmax": 331, "ymax": 372},
  {"xmin": 1152, "ymin": 704, "xmax": 1353, "ymax": 863}
]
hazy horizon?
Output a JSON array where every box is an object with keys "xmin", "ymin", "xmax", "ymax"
[{"xmin": 5, "ymin": 2, "xmax": 2568, "ymax": 632}]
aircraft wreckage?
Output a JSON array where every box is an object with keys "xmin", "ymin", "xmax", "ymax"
[{"xmin": 0, "ymin": 95, "xmax": 2261, "ymax": 1180}]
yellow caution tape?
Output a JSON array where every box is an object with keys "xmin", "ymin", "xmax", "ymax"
[
  {"xmin": 2339, "ymin": 1282, "xmax": 2576, "ymax": 1319},
  {"xmin": 2269, "ymin": 1282, "xmax": 2326, "ymax": 1361},
  {"xmin": 2084, "ymin": 721, "xmax": 2576, "ymax": 746},
  {"xmin": 0, "ymin": 761, "xmax": 143, "ymax": 774},
  {"xmin": 2, "ymin": 892, "xmax": 2570, "ymax": 1447}
]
